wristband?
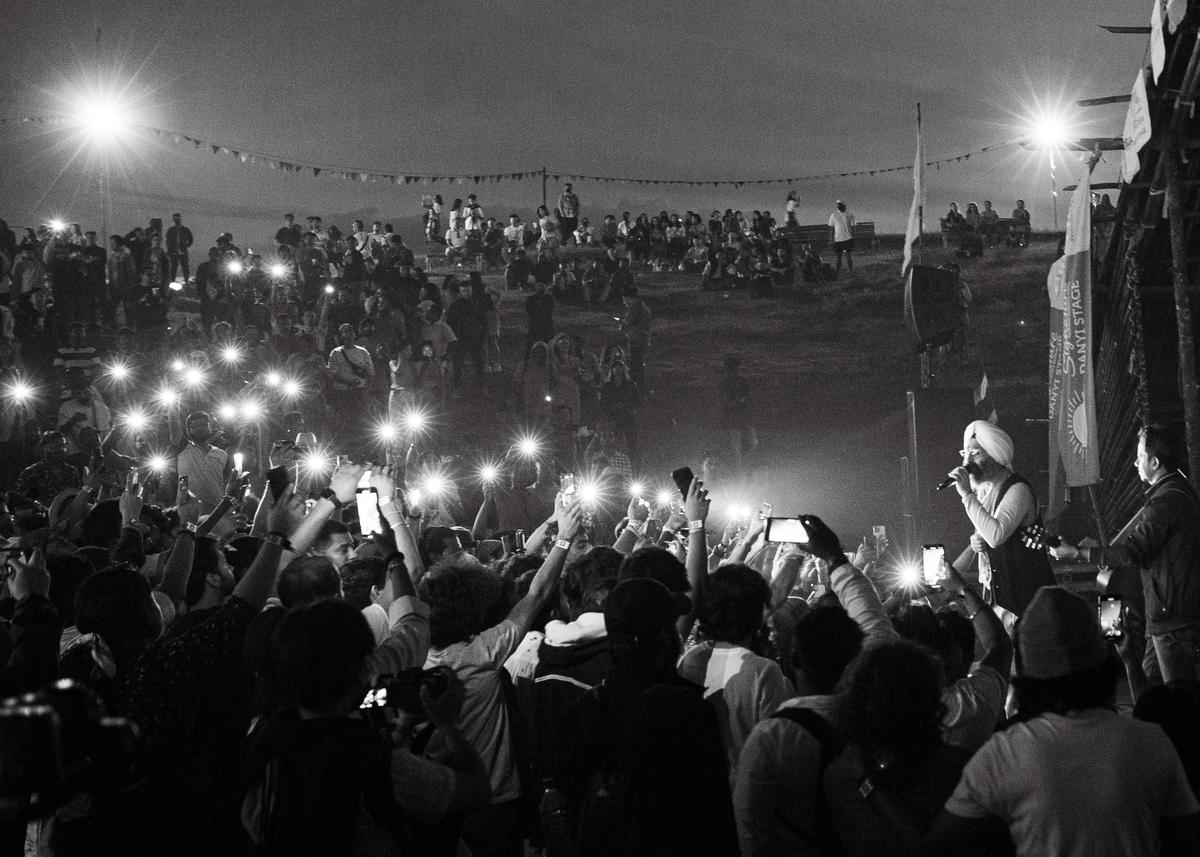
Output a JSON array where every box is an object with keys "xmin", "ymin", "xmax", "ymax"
[
  {"xmin": 265, "ymin": 532, "xmax": 292, "ymax": 551},
  {"xmin": 688, "ymin": 520, "xmax": 705, "ymax": 532},
  {"xmin": 554, "ymin": 538, "xmax": 572, "ymax": 551},
  {"xmin": 184, "ymin": 522, "xmax": 199, "ymax": 534},
  {"xmin": 319, "ymin": 488, "xmax": 345, "ymax": 510},
  {"xmin": 384, "ymin": 551, "xmax": 406, "ymax": 567},
  {"xmin": 626, "ymin": 519, "xmax": 646, "ymax": 536}
]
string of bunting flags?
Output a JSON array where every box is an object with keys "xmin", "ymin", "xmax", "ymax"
[{"xmin": 4, "ymin": 113, "xmax": 1023, "ymax": 187}]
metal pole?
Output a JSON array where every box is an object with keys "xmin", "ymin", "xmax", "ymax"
[
  {"xmin": 906, "ymin": 391, "xmax": 921, "ymax": 542},
  {"xmin": 541, "ymin": 166, "xmax": 547, "ymax": 209},
  {"xmin": 1050, "ymin": 152, "xmax": 1059, "ymax": 231},
  {"xmin": 1164, "ymin": 149, "xmax": 1200, "ymax": 480},
  {"xmin": 916, "ymin": 103, "xmax": 924, "ymax": 265}
]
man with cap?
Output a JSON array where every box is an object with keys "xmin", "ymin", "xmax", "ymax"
[
  {"xmin": 1052, "ymin": 423, "xmax": 1200, "ymax": 685},
  {"xmin": 949, "ymin": 420, "xmax": 1056, "ymax": 625},
  {"xmin": 558, "ymin": 577, "xmax": 738, "ymax": 857},
  {"xmin": 15, "ymin": 430, "xmax": 83, "ymax": 502},
  {"xmin": 928, "ymin": 585, "xmax": 1199, "ymax": 856}
]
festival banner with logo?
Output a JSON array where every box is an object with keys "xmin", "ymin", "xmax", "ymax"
[{"xmin": 1048, "ymin": 161, "xmax": 1099, "ymax": 507}]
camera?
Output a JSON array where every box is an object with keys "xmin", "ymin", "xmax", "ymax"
[
  {"xmin": 0, "ymin": 680, "xmax": 140, "ymax": 822},
  {"xmin": 359, "ymin": 668, "xmax": 450, "ymax": 720}
]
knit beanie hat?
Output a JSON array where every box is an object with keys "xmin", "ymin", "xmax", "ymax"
[{"xmin": 1015, "ymin": 586, "xmax": 1107, "ymax": 679}]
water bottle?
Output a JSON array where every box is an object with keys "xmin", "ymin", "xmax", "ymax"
[{"xmin": 539, "ymin": 777, "xmax": 573, "ymax": 856}]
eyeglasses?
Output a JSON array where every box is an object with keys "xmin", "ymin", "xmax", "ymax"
[{"xmin": 959, "ymin": 448, "xmax": 985, "ymax": 459}]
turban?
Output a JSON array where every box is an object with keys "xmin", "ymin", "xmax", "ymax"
[{"xmin": 963, "ymin": 420, "xmax": 1013, "ymax": 468}]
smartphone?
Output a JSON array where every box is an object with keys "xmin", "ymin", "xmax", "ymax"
[
  {"xmin": 560, "ymin": 473, "xmax": 576, "ymax": 496},
  {"xmin": 758, "ymin": 502, "xmax": 772, "ymax": 520},
  {"xmin": 266, "ymin": 465, "xmax": 291, "ymax": 501},
  {"xmin": 1098, "ymin": 598, "xmax": 1123, "ymax": 638},
  {"xmin": 356, "ymin": 488, "xmax": 383, "ymax": 536},
  {"xmin": 765, "ymin": 517, "xmax": 809, "ymax": 544},
  {"xmin": 514, "ymin": 529, "xmax": 526, "ymax": 554},
  {"xmin": 922, "ymin": 544, "xmax": 946, "ymax": 587},
  {"xmin": 873, "ymin": 525, "xmax": 887, "ymax": 552},
  {"xmin": 646, "ymin": 519, "xmax": 664, "ymax": 541},
  {"xmin": 671, "ymin": 466, "xmax": 695, "ymax": 498}
]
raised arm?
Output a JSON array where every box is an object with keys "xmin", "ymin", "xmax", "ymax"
[
  {"xmin": 800, "ymin": 514, "xmax": 898, "ymax": 647},
  {"xmin": 941, "ymin": 561, "xmax": 1012, "ymax": 676},
  {"xmin": 232, "ymin": 487, "xmax": 305, "ymax": 611},
  {"xmin": 683, "ymin": 477, "xmax": 710, "ymax": 616},
  {"xmin": 505, "ymin": 502, "xmax": 582, "ymax": 636},
  {"xmin": 371, "ymin": 465, "xmax": 426, "ymax": 584}
]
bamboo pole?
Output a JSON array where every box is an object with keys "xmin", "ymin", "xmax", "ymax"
[{"xmin": 1163, "ymin": 149, "xmax": 1200, "ymax": 480}]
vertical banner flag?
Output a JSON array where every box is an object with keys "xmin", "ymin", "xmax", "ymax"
[
  {"xmin": 901, "ymin": 121, "xmax": 925, "ymax": 277},
  {"xmin": 1048, "ymin": 159, "xmax": 1100, "ymax": 506},
  {"xmin": 1123, "ymin": 69, "xmax": 1153, "ymax": 181},
  {"xmin": 1167, "ymin": 0, "xmax": 1188, "ymax": 31},
  {"xmin": 1151, "ymin": 0, "xmax": 1167, "ymax": 83}
]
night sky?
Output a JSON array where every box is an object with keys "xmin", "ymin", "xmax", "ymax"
[{"xmin": 1, "ymin": 0, "xmax": 1143, "ymax": 246}]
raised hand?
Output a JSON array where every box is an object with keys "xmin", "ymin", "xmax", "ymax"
[{"xmin": 683, "ymin": 477, "xmax": 710, "ymax": 524}]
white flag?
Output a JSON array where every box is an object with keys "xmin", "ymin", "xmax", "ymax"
[
  {"xmin": 1152, "ymin": 0, "xmax": 1167, "ymax": 83},
  {"xmin": 1123, "ymin": 69, "xmax": 1153, "ymax": 181},
  {"xmin": 901, "ymin": 126, "xmax": 925, "ymax": 277}
]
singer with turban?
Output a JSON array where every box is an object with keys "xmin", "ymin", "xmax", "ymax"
[{"xmin": 948, "ymin": 420, "xmax": 1056, "ymax": 624}]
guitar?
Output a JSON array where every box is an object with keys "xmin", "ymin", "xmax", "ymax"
[{"xmin": 1018, "ymin": 521, "xmax": 1061, "ymax": 554}]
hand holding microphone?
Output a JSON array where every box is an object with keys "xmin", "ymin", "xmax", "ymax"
[{"xmin": 936, "ymin": 466, "xmax": 972, "ymax": 496}]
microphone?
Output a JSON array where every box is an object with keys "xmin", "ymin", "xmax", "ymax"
[{"xmin": 935, "ymin": 475, "xmax": 956, "ymax": 491}]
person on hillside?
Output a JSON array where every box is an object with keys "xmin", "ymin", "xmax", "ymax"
[
  {"xmin": 557, "ymin": 182, "xmax": 581, "ymax": 246},
  {"xmin": 524, "ymin": 279, "xmax": 555, "ymax": 357},
  {"xmin": 619, "ymin": 287, "xmax": 651, "ymax": 391},
  {"xmin": 1009, "ymin": 200, "xmax": 1031, "ymax": 247},
  {"xmin": 165, "ymin": 213, "xmax": 194, "ymax": 284},
  {"xmin": 828, "ymin": 200, "xmax": 855, "ymax": 276}
]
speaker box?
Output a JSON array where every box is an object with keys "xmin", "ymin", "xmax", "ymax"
[
  {"xmin": 905, "ymin": 265, "xmax": 962, "ymax": 351},
  {"xmin": 907, "ymin": 388, "xmax": 976, "ymax": 549}
]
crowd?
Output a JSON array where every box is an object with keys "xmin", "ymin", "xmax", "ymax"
[
  {"xmin": 0, "ymin": 199, "xmax": 1197, "ymax": 857},
  {"xmin": 939, "ymin": 200, "xmax": 1032, "ymax": 257}
]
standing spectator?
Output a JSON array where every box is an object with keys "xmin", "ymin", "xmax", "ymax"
[
  {"xmin": 785, "ymin": 190, "xmax": 799, "ymax": 227},
  {"xmin": 165, "ymin": 213, "xmax": 194, "ymax": 284},
  {"xmin": 524, "ymin": 279, "xmax": 555, "ymax": 357},
  {"xmin": 557, "ymin": 182, "xmax": 581, "ymax": 245},
  {"xmin": 142, "ymin": 231, "xmax": 171, "ymax": 302},
  {"xmin": 15, "ymin": 430, "xmax": 82, "ymax": 501},
  {"xmin": 1009, "ymin": 199, "xmax": 1031, "ymax": 247},
  {"xmin": 106, "ymin": 235, "xmax": 137, "ymax": 326},
  {"xmin": 57, "ymin": 373, "xmax": 112, "ymax": 455},
  {"xmin": 327, "ymin": 322, "xmax": 375, "ymax": 422},
  {"xmin": 619, "ymin": 286, "xmax": 651, "ymax": 391},
  {"xmin": 13, "ymin": 287, "xmax": 56, "ymax": 375},
  {"xmin": 79, "ymin": 231, "xmax": 107, "ymax": 319},
  {"xmin": 678, "ymin": 563, "xmax": 792, "ymax": 778},
  {"xmin": 11, "ymin": 245, "xmax": 45, "ymax": 296},
  {"xmin": 444, "ymin": 280, "xmax": 486, "ymax": 393},
  {"xmin": 175, "ymin": 410, "xmax": 229, "ymax": 513},
  {"xmin": 928, "ymin": 586, "xmax": 1199, "ymax": 856},
  {"xmin": 718, "ymin": 354, "xmax": 757, "ymax": 471},
  {"xmin": 828, "ymin": 199, "xmax": 856, "ymax": 276},
  {"xmin": 274, "ymin": 213, "xmax": 302, "ymax": 248},
  {"xmin": 559, "ymin": 577, "xmax": 740, "ymax": 857},
  {"xmin": 53, "ymin": 322, "xmax": 102, "ymax": 389},
  {"xmin": 601, "ymin": 360, "xmax": 641, "ymax": 466},
  {"xmin": 503, "ymin": 214, "xmax": 526, "ymax": 258}
]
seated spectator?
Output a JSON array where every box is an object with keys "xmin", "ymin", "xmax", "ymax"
[
  {"xmin": 1008, "ymin": 199, "xmax": 1031, "ymax": 247},
  {"xmin": 928, "ymin": 586, "xmax": 1200, "ymax": 856},
  {"xmin": 445, "ymin": 217, "xmax": 469, "ymax": 262},
  {"xmin": 956, "ymin": 224, "xmax": 985, "ymax": 259},
  {"xmin": 573, "ymin": 218, "xmax": 596, "ymax": 247},
  {"xmin": 979, "ymin": 200, "xmax": 1000, "ymax": 246}
]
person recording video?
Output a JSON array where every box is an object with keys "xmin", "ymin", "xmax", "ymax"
[{"xmin": 946, "ymin": 420, "xmax": 1055, "ymax": 628}]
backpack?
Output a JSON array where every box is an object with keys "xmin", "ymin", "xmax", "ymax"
[{"xmin": 769, "ymin": 707, "xmax": 847, "ymax": 856}]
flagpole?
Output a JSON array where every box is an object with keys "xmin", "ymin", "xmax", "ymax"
[{"xmin": 916, "ymin": 103, "xmax": 923, "ymax": 265}]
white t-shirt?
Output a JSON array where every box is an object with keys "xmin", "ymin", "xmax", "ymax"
[
  {"xmin": 503, "ymin": 224, "xmax": 525, "ymax": 244},
  {"xmin": 828, "ymin": 209, "xmax": 855, "ymax": 242},
  {"xmin": 941, "ymin": 664, "xmax": 1007, "ymax": 753},
  {"xmin": 945, "ymin": 708, "xmax": 1198, "ymax": 857}
]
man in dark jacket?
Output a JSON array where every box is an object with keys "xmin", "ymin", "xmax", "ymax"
[
  {"xmin": 558, "ymin": 577, "xmax": 739, "ymax": 857},
  {"xmin": 1054, "ymin": 423, "xmax": 1200, "ymax": 684}
]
